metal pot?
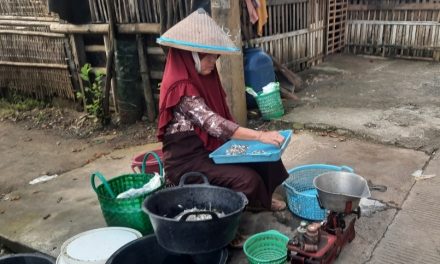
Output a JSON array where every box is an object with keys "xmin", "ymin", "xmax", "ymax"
[
  {"xmin": 313, "ymin": 171, "xmax": 371, "ymax": 213},
  {"xmin": 143, "ymin": 172, "xmax": 248, "ymax": 254}
]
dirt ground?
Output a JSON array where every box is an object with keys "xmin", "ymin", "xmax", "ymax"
[
  {"xmin": 0, "ymin": 106, "xmax": 158, "ymax": 147},
  {"xmin": 0, "ymin": 107, "xmax": 158, "ymax": 190}
]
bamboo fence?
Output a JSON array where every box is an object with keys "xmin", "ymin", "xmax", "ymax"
[
  {"xmin": 98, "ymin": 0, "xmax": 328, "ymax": 72},
  {"xmin": 0, "ymin": 25, "xmax": 75, "ymax": 99},
  {"xmin": 98, "ymin": 0, "xmax": 327, "ymax": 74},
  {"xmin": 346, "ymin": 0, "xmax": 440, "ymax": 60},
  {"xmin": 0, "ymin": 66, "xmax": 74, "ymax": 98},
  {"xmin": 0, "ymin": 0, "xmax": 74, "ymax": 99},
  {"xmin": 88, "ymin": 0, "xmax": 191, "ymax": 24},
  {"xmin": 0, "ymin": 0, "xmax": 48, "ymax": 16}
]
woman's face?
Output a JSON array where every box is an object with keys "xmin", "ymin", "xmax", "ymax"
[{"xmin": 199, "ymin": 53, "xmax": 219, "ymax": 75}]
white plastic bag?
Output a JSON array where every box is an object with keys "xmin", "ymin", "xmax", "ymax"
[
  {"xmin": 262, "ymin": 82, "xmax": 278, "ymax": 94},
  {"xmin": 116, "ymin": 173, "xmax": 162, "ymax": 199}
]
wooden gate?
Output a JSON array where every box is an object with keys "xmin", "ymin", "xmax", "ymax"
[{"xmin": 327, "ymin": 0, "xmax": 348, "ymax": 54}]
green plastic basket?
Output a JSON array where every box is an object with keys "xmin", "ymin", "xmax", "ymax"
[
  {"xmin": 255, "ymin": 84, "xmax": 284, "ymax": 120},
  {"xmin": 243, "ymin": 230, "xmax": 290, "ymax": 264},
  {"xmin": 91, "ymin": 151, "xmax": 164, "ymax": 235}
]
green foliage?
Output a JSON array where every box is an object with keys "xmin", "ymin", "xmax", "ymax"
[
  {"xmin": 0, "ymin": 100, "xmax": 16, "ymax": 117},
  {"xmin": 77, "ymin": 63, "xmax": 106, "ymax": 122}
]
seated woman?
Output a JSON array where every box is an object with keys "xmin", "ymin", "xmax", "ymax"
[{"xmin": 156, "ymin": 9, "xmax": 289, "ymax": 244}]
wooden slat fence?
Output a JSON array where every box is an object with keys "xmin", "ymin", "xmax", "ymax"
[
  {"xmin": 346, "ymin": 20, "xmax": 440, "ymax": 60},
  {"xmin": 242, "ymin": 0, "xmax": 309, "ymax": 41},
  {"xmin": 348, "ymin": 0, "xmax": 440, "ymax": 21},
  {"xmin": 310, "ymin": 0, "xmax": 327, "ymax": 64},
  {"xmin": 265, "ymin": 0, "xmax": 309, "ymax": 35},
  {"xmin": 243, "ymin": 0, "xmax": 327, "ymax": 71},
  {"xmin": 347, "ymin": 0, "xmax": 440, "ymax": 60}
]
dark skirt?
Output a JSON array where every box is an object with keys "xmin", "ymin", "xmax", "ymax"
[{"xmin": 162, "ymin": 131, "xmax": 289, "ymax": 209}]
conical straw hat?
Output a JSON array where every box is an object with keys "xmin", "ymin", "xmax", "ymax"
[{"xmin": 157, "ymin": 8, "xmax": 240, "ymax": 55}]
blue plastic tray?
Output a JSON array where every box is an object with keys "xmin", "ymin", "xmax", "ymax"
[{"xmin": 209, "ymin": 130, "xmax": 292, "ymax": 164}]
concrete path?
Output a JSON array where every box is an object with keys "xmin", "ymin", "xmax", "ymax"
[
  {"xmin": 1, "ymin": 129, "xmax": 435, "ymax": 263},
  {"xmin": 229, "ymin": 132, "xmax": 430, "ymax": 264},
  {"xmin": 367, "ymin": 152, "xmax": 440, "ymax": 264},
  {"xmin": 286, "ymin": 54, "xmax": 440, "ymax": 154}
]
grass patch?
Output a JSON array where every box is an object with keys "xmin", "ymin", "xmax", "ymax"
[{"xmin": 0, "ymin": 95, "xmax": 47, "ymax": 119}]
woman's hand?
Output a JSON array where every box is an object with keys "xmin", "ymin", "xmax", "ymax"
[
  {"xmin": 257, "ymin": 131, "xmax": 285, "ymax": 147},
  {"xmin": 231, "ymin": 127, "xmax": 285, "ymax": 147}
]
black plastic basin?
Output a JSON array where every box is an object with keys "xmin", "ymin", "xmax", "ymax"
[
  {"xmin": 0, "ymin": 253, "xmax": 55, "ymax": 264},
  {"xmin": 106, "ymin": 234, "xmax": 228, "ymax": 264}
]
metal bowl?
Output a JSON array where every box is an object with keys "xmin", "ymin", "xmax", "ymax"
[{"xmin": 313, "ymin": 172, "xmax": 371, "ymax": 213}]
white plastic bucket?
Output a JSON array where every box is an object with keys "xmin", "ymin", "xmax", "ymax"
[{"xmin": 56, "ymin": 227, "xmax": 142, "ymax": 264}]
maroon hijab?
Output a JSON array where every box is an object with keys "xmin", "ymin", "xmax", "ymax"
[{"xmin": 157, "ymin": 48, "xmax": 235, "ymax": 151}]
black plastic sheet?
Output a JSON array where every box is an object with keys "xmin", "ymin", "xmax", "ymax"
[{"xmin": 48, "ymin": 0, "xmax": 91, "ymax": 24}]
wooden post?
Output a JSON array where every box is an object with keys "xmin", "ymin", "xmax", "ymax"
[
  {"xmin": 50, "ymin": 23, "xmax": 160, "ymax": 34},
  {"xmin": 69, "ymin": 35, "xmax": 87, "ymax": 110},
  {"xmin": 103, "ymin": 35, "xmax": 118, "ymax": 113},
  {"xmin": 211, "ymin": 0, "xmax": 247, "ymax": 126},
  {"xmin": 137, "ymin": 34, "xmax": 156, "ymax": 122},
  {"xmin": 64, "ymin": 37, "xmax": 81, "ymax": 101},
  {"xmin": 434, "ymin": 49, "xmax": 440, "ymax": 62},
  {"xmin": 103, "ymin": 0, "xmax": 117, "ymax": 124}
]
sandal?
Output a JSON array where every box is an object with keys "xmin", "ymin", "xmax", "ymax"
[
  {"xmin": 271, "ymin": 198, "xmax": 286, "ymax": 212},
  {"xmin": 245, "ymin": 205, "xmax": 266, "ymax": 213},
  {"xmin": 229, "ymin": 233, "xmax": 248, "ymax": 249}
]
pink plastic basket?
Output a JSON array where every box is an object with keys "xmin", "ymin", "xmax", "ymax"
[{"xmin": 131, "ymin": 149, "xmax": 163, "ymax": 174}]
